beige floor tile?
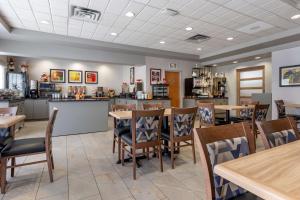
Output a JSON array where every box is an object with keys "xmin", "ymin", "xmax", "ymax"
[
  {"xmin": 38, "ymin": 193, "xmax": 68, "ymax": 200},
  {"xmin": 68, "ymin": 175, "xmax": 100, "ymax": 200}
]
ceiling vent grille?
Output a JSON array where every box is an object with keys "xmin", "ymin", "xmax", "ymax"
[
  {"xmin": 185, "ymin": 34, "xmax": 210, "ymax": 44},
  {"xmin": 71, "ymin": 6, "xmax": 101, "ymax": 23}
]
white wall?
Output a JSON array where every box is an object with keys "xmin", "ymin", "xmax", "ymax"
[
  {"xmin": 145, "ymin": 56, "xmax": 199, "ymax": 106},
  {"xmin": 15, "ymin": 57, "xmax": 131, "ymax": 95},
  {"xmin": 213, "ymin": 58, "xmax": 272, "ymax": 106},
  {"xmin": 122, "ymin": 65, "xmax": 147, "ymax": 92},
  {"xmin": 272, "ymin": 46, "xmax": 300, "ymax": 119},
  {"xmin": 0, "ymin": 55, "xmax": 6, "ymax": 89}
]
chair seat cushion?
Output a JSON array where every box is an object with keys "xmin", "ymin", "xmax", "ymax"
[
  {"xmin": 233, "ymin": 192, "xmax": 262, "ymax": 200},
  {"xmin": 114, "ymin": 127, "xmax": 130, "ymax": 137},
  {"xmin": 1, "ymin": 138, "xmax": 46, "ymax": 157},
  {"xmin": 120, "ymin": 132, "xmax": 133, "ymax": 145}
]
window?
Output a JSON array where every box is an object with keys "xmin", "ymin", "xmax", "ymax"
[
  {"xmin": 236, "ymin": 66, "xmax": 265, "ymax": 105},
  {"xmin": 0, "ymin": 64, "xmax": 5, "ymax": 89}
]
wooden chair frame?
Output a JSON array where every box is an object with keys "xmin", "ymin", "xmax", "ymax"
[
  {"xmin": 256, "ymin": 117, "xmax": 300, "ymax": 149},
  {"xmin": 0, "ymin": 108, "xmax": 58, "ymax": 194},
  {"xmin": 197, "ymin": 102, "xmax": 215, "ymax": 128},
  {"xmin": 251, "ymin": 104, "xmax": 270, "ymax": 138},
  {"xmin": 163, "ymin": 107, "xmax": 198, "ymax": 169},
  {"xmin": 111, "ymin": 104, "xmax": 136, "ymax": 161},
  {"xmin": 194, "ymin": 123, "xmax": 255, "ymax": 200},
  {"xmin": 121, "ymin": 109, "xmax": 164, "ymax": 180}
]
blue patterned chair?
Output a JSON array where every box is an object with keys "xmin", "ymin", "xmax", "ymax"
[
  {"xmin": 251, "ymin": 104, "xmax": 269, "ymax": 139},
  {"xmin": 230, "ymin": 101, "xmax": 258, "ymax": 123},
  {"xmin": 161, "ymin": 107, "xmax": 197, "ymax": 169},
  {"xmin": 256, "ymin": 117, "xmax": 299, "ymax": 149},
  {"xmin": 120, "ymin": 109, "xmax": 164, "ymax": 180},
  {"xmin": 111, "ymin": 104, "xmax": 136, "ymax": 162},
  {"xmin": 194, "ymin": 123, "xmax": 261, "ymax": 200},
  {"xmin": 197, "ymin": 102, "xmax": 215, "ymax": 127}
]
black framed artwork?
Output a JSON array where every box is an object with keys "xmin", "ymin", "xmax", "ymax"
[
  {"xmin": 50, "ymin": 69, "xmax": 66, "ymax": 83},
  {"xmin": 150, "ymin": 68, "xmax": 161, "ymax": 85},
  {"xmin": 130, "ymin": 67, "xmax": 135, "ymax": 84},
  {"xmin": 279, "ymin": 65, "xmax": 300, "ymax": 87},
  {"xmin": 85, "ymin": 71, "xmax": 98, "ymax": 84},
  {"xmin": 68, "ymin": 70, "xmax": 83, "ymax": 83}
]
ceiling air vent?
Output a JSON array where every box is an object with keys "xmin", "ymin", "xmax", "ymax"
[
  {"xmin": 185, "ymin": 34, "xmax": 210, "ymax": 44},
  {"xmin": 71, "ymin": 6, "xmax": 101, "ymax": 23}
]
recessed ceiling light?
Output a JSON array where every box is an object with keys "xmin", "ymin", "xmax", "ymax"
[
  {"xmin": 197, "ymin": 47, "xmax": 202, "ymax": 51},
  {"xmin": 291, "ymin": 14, "xmax": 300, "ymax": 20},
  {"xmin": 110, "ymin": 32, "xmax": 117, "ymax": 36},
  {"xmin": 212, "ymin": 64, "xmax": 217, "ymax": 67},
  {"xmin": 255, "ymin": 56, "xmax": 261, "ymax": 60},
  {"xmin": 185, "ymin": 27, "xmax": 192, "ymax": 31},
  {"xmin": 160, "ymin": 41, "xmax": 165, "ymax": 44},
  {"xmin": 233, "ymin": 61, "xmax": 238, "ymax": 64},
  {"xmin": 125, "ymin": 11, "xmax": 135, "ymax": 18},
  {"xmin": 227, "ymin": 37, "xmax": 234, "ymax": 41},
  {"xmin": 40, "ymin": 20, "xmax": 49, "ymax": 24}
]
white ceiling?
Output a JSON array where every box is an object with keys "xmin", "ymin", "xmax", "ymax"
[{"xmin": 0, "ymin": 0, "xmax": 300, "ymax": 56}]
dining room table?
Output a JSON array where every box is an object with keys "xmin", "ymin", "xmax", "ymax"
[
  {"xmin": 214, "ymin": 140, "xmax": 300, "ymax": 200},
  {"xmin": 214, "ymin": 104, "xmax": 255, "ymax": 122},
  {"xmin": 0, "ymin": 115, "xmax": 26, "ymax": 138},
  {"xmin": 284, "ymin": 103, "xmax": 300, "ymax": 109}
]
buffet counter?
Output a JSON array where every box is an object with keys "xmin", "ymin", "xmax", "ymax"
[{"xmin": 49, "ymin": 99, "xmax": 109, "ymax": 136}]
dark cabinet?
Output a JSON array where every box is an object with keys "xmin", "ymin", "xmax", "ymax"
[{"xmin": 24, "ymin": 99, "xmax": 49, "ymax": 120}]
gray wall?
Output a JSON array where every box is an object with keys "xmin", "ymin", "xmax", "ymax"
[{"xmin": 272, "ymin": 46, "xmax": 300, "ymax": 119}]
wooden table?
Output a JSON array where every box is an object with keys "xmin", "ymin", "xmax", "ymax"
[
  {"xmin": 214, "ymin": 105, "xmax": 255, "ymax": 122},
  {"xmin": 215, "ymin": 140, "xmax": 300, "ymax": 200},
  {"xmin": 284, "ymin": 103, "xmax": 300, "ymax": 109},
  {"xmin": 0, "ymin": 115, "xmax": 25, "ymax": 137},
  {"xmin": 109, "ymin": 108, "xmax": 171, "ymax": 120}
]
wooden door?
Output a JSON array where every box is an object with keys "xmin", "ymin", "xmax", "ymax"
[{"xmin": 165, "ymin": 71, "xmax": 180, "ymax": 107}]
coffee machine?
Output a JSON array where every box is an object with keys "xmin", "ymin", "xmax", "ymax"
[{"xmin": 29, "ymin": 80, "xmax": 38, "ymax": 98}]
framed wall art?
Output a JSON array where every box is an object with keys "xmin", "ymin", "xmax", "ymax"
[
  {"xmin": 68, "ymin": 70, "xmax": 82, "ymax": 83},
  {"xmin": 130, "ymin": 67, "xmax": 134, "ymax": 84},
  {"xmin": 279, "ymin": 65, "xmax": 300, "ymax": 87},
  {"xmin": 85, "ymin": 71, "xmax": 98, "ymax": 84},
  {"xmin": 50, "ymin": 69, "xmax": 65, "ymax": 83},
  {"xmin": 150, "ymin": 68, "xmax": 161, "ymax": 85}
]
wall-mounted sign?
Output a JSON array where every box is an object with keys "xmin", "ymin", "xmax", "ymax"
[{"xmin": 169, "ymin": 63, "xmax": 177, "ymax": 69}]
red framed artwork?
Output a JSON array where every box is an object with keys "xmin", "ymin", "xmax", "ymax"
[{"xmin": 85, "ymin": 71, "xmax": 98, "ymax": 84}]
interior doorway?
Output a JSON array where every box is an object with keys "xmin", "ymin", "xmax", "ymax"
[{"xmin": 165, "ymin": 71, "xmax": 180, "ymax": 107}]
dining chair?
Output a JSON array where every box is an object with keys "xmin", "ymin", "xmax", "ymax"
[
  {"xmin": 0, "ymin": 108, "xmax": 58, "ymax": 194},
  {"xmin": 256, "ymin": 117, "xmax": 299, "ymax": 149},
  {"xmin": 0, "ymin": 107, "xmax": 18, "ymax": 177},
  {"xmin": 275, "ymin": 100, "xmax": 300, "ymax": 120},
  {"xmin": 120, "ymin": 109, "xmax": 164, "ymax": 180},
  {"xmin": 111, "ymin": 104, "xmax": 136, "ymax": 162},
  {"xmin": 197, "ymin": 102, "xmax": 215, "ymax": 128},
  {"xmin": 231, "ymin": 100, "xmax": 259, "ymax": 123},
  {"xmin": 142, "ymin": 103, "xmax": 163, "ymax": 110},
  {"xmin": 194, "ymin": 123, "xmax": 260, "ymax": 200},
  {"xmin": 161, "ymin": 107, "xmax": 197, "ymax": 169},
  {"xmin": 252, "ymin": 104, "xmax": 269, "ymax": 138}
]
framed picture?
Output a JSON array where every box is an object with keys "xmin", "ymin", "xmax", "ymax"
[
  {"xmin": 50, "ymin": 69, "xmax": 65, "ymax": 83},
  {"xmin": 150, "ymin": 68, "xmax": 161, "ymax": 85},
  {"xmin": 130, "ymin": 67, "xmax": 135, "ymax": 84},
  {"xmin": 280, "ymin": 65, "xmax": 300, "ymax": 87},
  {"xmin": 68, "ymin": 70, "xmax": 82, "ymax": 83},
  {"xmin": 85, "ymin": 71, "xmax": 98, "ymax": 84},
  {"xmin": 169, "ymin": 63, "xmax": 177, "ymax": 69}
]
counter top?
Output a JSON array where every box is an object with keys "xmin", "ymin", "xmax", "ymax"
[
  {"xmin": 0, "ymin": 98, "xmax": 25, "ymax": 103},
  {"xmin": 49, "ymin": 98, "xmax": 110, "ymax": 102},
  {"xmin": 115, "ymin": 97, "xmax": 170, "ymax": 101},
  {"xmin": 184, "ymin": 96, "xmax": 228, "ymax": 99}
]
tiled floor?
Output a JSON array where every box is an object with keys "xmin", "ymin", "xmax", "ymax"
[{"xmin": 1, "ymin": 118, "xmax": 265, "ymax": 200}]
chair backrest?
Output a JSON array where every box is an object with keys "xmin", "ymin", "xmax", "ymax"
[
  {"xmin": 194, "ymin": 123, "xmax": 254, "ymax": 200},
  {"xmin": 197, "ymin": 102, "xmax": 215, "ymax": 127},
  {"xmin": 142, "ymin": 103, "xmax": 163, "ymax": 110},
  {"xmin": 170, "ymin": 107, "xmax": 197, "ymax": 139},
  {"xmin": 131, "ymin": 109, "xmax": 164, "ymax": 146},
  {"xmin": 45, "ymin": 108, "xmax": 58, "ymax": 152},
  {"xmin": 252, "ymin": 104, "xmax": 269, "ymax": 133},
  {"xmin": 111, "ymin": 104, "xmax": 136, "ymax": 129},
  {"xmin": 0, "ymin": 107, "xmax": 18, "ymax": 116},
  {"xmin": 274, "ymin": 100, "xmax": 286, "ymax": 118},
  {"xmin": 239, "ymin": 100, "xmax": 259, "ymax": 119},
  {"xmin": 256, "ymin": 117, "xmax": 299, "ymax": 149}
]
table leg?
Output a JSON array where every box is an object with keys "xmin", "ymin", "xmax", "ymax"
[
  {"xmin": 226, "ymin": 110, "xmax": 230, "ymax": 124},
  {"xmin": 10, "ymin": 125, "xmax": 15, "ymax": 138}
]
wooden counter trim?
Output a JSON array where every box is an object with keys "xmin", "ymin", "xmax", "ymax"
[{"xmin": 214, "ymin": 140, "xmax": 300, "ymax": 200}]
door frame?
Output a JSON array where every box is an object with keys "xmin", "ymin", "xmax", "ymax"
[{"xmin": 165, "ymin": 70, "xmax": 181, "ymax": 107}]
